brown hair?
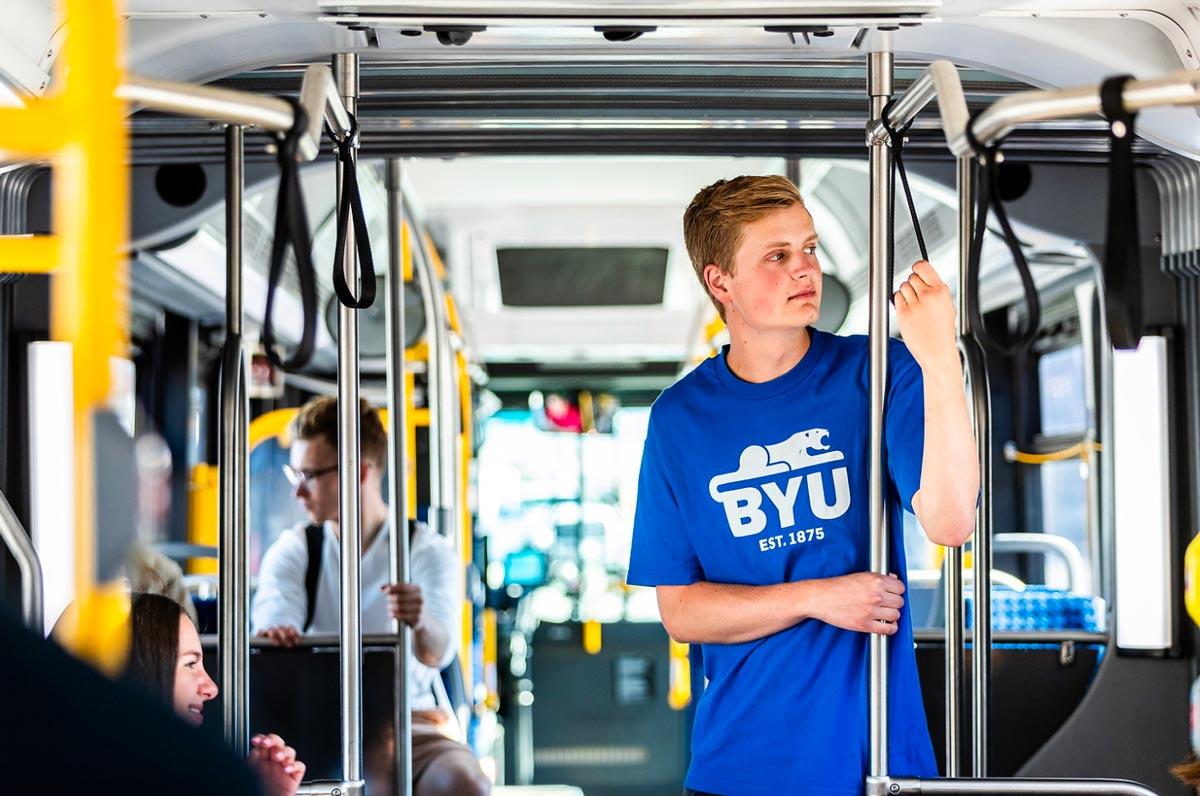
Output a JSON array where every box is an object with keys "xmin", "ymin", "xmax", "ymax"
[
  {"xmin": 125, "ymin": 592, "xmax": 185, "ymax": 705},
  {"xmin": 682, "ymin": 175, "xmax": 805, "ymax": 320},
  {"xmin": 291, "ymin": 396, "xmax": 387, "ymax": 470},
  {"xmin": 1173, "ymin": 756, "xmax": 1200, "ymax": 792}
]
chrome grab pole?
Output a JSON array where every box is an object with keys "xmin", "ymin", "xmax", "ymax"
[
  {"xmin": 943, "ymin": 155, "xmax": 973, "ymax": 779},
  {"xmin": 955, "ymin": 154, "xmax": 994, "ymax": 778},
  {"xmin": 866, "ymin": 47, "xmax": 894, "ymax": 792},
  {"xmin": 409, "ymin": 211, "xmax": 446, "ymax": 538},
  {"xmin": 0, "ymin": 488, "xmax": 43, "ymax": 632},
  {"xmin": 384, "ymin": 157, "xmax": 414, "ymax": 796},
  {"xmin": 333, "ymin": 52, "xmax": 365, "ymax": 789},
  {"xmin": 219, "ymin": 123, "xmax": 250, "ymax": 756}
]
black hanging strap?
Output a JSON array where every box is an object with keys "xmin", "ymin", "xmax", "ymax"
[
  {"xmin": 261, "ymin": 98, "xmax": 320, "ymax": 372},
  {"xmin": 963, "ymin": 113, "xmax": 1041, "ymax": 357},
  {"xmin": 302, "ymin": 523, "xmax": 324, "ymax": 632},
  {"xmin": 329, "ymin": 113, "xmax": 377, "ymax": 310},
  {"xmin": 1099, "ymin": 75, "xmax": 1143, "ymax": 350},
  {"xmin": 881, "ymin": 100, "xmax": 930, "ymax": 266}
]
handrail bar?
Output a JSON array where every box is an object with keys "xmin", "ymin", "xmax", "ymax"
[
  {"xmin": 884, "ymin": 776, "xmax": 1158, "ymax": 795},
  {"xmin": 962, "ymin": 69, "xmax": 1200, "ymax": 154},
  {"xmin": 866, "ymin": 60, "xmax": 968, "ymax": 146},
  {"xmin": 994, "ymin": 532, "xmax": 1089, "ymax": 594},
  {"xmin": 0, "ymin": 488, "xmax": 44, "ymax": 632},
  {"xmin": 118, "ymin": 64, "xmax": 353, "ymax": 161},
  {"xmin": 869, "ymin": 64, "xmax": 1200, "ymax": 158}
]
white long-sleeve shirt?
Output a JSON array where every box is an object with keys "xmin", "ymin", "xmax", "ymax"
[{"xmin": 250, "ymin": 520, "xmax": 461, "ymax": 711}]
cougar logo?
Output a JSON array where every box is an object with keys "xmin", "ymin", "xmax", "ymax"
[{"xmin": 708, "ymin": 428, "xmax": 851, "ymax": 538}]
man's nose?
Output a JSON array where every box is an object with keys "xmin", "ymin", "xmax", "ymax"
[{"xmin": 293, "ymin": 481, "xmax": 309, "ymax": 499}]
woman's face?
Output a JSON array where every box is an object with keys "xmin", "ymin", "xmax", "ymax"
[{"xmin": 173, "ymin": 614, "xmax": 218, "ymax": 725}]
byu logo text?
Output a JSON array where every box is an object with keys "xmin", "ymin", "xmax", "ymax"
[{"xmin": 708, "ymin": 429, "xmax": 851, "ymax": 538}]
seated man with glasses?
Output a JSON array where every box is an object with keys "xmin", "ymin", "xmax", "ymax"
[{"xmin": 251, "ymin": 396, "xmax": 490, "ymax": 796}]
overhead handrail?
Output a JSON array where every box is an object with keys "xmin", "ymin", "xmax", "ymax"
[
  {"xmin": 119, "ymin": 64, "xmax": 352, "ymax": 161},
  {"xmin": 0, "ymin": 488, "xmax": 44, "ymax": 632}
]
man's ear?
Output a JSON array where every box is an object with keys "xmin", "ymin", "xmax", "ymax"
[{"xmin": 703, "ymin": 263, "xmax": 730, "ymax": 308}]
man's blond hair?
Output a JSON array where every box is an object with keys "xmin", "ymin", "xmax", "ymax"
[
  {"xmin": 683, "ymin": 175, "xmax": 805, "ymax": 320},
  {"xmin": 291, "ymin": 396, "xmax": 387, "ymax": 470}
]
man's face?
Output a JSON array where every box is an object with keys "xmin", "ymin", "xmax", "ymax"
[
  {"xmin": 707, "ymin": 204, "xmax": 823, "ymax": 333},
  {"xmin": 288, "ymin": 436, "xmax": 340, "ymax": 525}
]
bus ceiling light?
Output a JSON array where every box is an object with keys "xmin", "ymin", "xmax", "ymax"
[{"xmin": 1112, "ymin": 335, "xmax": 1174, "ymax": 652}]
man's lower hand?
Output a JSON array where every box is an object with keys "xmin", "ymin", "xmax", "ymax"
[
  {"xmin": 381, "ymin": 582, "xmax": 425, "ymax": 630},
  {"xmin": 810, "ymin": 572, "xmax": 906, "ymax": 635}
]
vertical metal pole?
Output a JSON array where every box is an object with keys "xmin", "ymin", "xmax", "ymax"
[
  {"xmin": 334, "ymin": 51, "xmax": 364, "ymax": 786},
  {"xmin": 1075, "ymin": 280, "xmax": 1101, "ymax": 596},
  {"xmin": 957, "ymin": 154, "xmax": 993, "ymax": 778},
  {"xmin": 945, "ymin": 156, "xmax": 974, "ymax": 778},
  {"xmin": 410, "ymin": 222, "xmax": 447, "ymax": 539},
  {"xmin": 435, "ymin": 289, "xmax": 458, "ymax": 550},
  {"xmin": 219, "ymin": 123, "xmax": 249, "ymax": 756},
  {"xmin": 384, "ymin": 158, "xmax": 414, "ymax": 796},
  {"xmin": 866, "ymin": 48, "xmax": 893, "ymax": 787}
]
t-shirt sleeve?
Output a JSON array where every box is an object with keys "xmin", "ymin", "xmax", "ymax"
[
  {"xmin": 627, "ymin": 416, "xmax": 704, "ymax": 586},
  {"xmin": 885, "ymin": 341, "xmax": 926, "ymax": 515},
  {"xmin": 250, "ymin": 529, "xmax": 308, "ymax": 633}
]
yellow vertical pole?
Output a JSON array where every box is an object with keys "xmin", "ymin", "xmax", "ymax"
[{"xmin": 0, "ymin": 0, "xmax": 130, "ymax": 670}]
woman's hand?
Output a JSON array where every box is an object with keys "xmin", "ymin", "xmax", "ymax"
[{"xmin": 249, "ymin": 733, "xmax": 305, "ymax": 796}]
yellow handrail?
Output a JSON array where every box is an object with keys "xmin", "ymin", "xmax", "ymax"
[
  {"xmin": 1004, "ymin": 440, "xmax": 1102, "ymax": 465},
  {"xmin": 0, "ymin": 0, "xmax": 131, "ymax": 672}
]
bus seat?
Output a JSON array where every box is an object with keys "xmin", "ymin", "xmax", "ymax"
[{"xmin": 966, "ymin": 586, "xmax": 1105, "ymax": 633}]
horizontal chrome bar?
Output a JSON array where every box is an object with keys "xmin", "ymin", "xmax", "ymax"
[
  {"xmin": 958, "ymin": 68, "xmax": 1200, "ymax": 155},
  {"xmin": 199, "ymin": 633, "xmax": 410, "ymax": 649},
  {"xmin": 887, "ymin": 776, "xmax": 1158, "ymax": 795},
  {"xmin": 912, "ymin": 630, "xmax": 1107, "ymax": 645},
  {"xmin": 119, "ymin": 64, "xmax": 355, "ymax": 161},
  {"xmin": 294, "ymin": 780, "xmax": 365, "ymax": 796},
  {"xmin": 119, "ymin": 76, "xmax": 294, "ymax": 135},
  {"xmin": 865, "ymin": 60, "xmax": 967, "ymax": 145}
]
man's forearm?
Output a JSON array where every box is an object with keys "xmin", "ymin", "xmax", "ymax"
[
  {"xmin": 657, "ymin": 580, "xmax": 812, "ymax": 645},
  {"xmin": 916, "ymin": 354, "xmax": 980, "ymax": 547}
]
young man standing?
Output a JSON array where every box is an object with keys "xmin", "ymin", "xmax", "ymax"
[
  {"xmin": 251, "ymin": 397, "xmax": 489, "ymax": 796},
  {"xmin": 628, "ymin": 176, "xmax": 979, "ymax": 796}
]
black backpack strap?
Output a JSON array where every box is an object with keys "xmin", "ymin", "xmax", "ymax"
[{"xmin": 303, "ymin": 523, "xmax": 324, "ymax": 632}]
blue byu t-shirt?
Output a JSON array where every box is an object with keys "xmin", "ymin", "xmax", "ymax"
[{"xmin": 627, "ymin": 328, "xmax": 936, "ymax": 796}]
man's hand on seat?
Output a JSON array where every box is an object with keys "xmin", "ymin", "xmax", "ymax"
[
  {"xmin": 382, "ymin": 582, "xmax": 426, "ymax": 631},
  {"xmin": 256, "ymin": 625, "xmax": 302, "ymax": 648}
]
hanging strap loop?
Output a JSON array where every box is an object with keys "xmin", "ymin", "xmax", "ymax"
[
  {"xmin": 1099, "ymin": 74, "xmax": 1144, "ymax": 350},
  {"xmin": 328, "ymin": 112, "xmax": 377, "ymax": 310},
  {"xmin": 261, "ymin": 98, "xmax": 320, "ymax": 372},
  {"xmin": 964, "ymin": 113, "xmax": 1041, "ymax": 356}
]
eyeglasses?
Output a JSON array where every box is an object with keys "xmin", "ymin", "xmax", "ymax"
[{"xmin": 282, "ymin": 463, "xmax": 339, "ymax": 489}]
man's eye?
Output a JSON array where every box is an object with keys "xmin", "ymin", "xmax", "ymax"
[
  {"xmin": 768, "ymin": 252, "xmax": 785, "ymax": 262},
  {"xmin": 805, "ymin": 246, "xmax": 818, "ymax": 256}
]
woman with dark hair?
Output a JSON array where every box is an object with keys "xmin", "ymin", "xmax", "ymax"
[{"xmin": 126, "ymin": 593, "xmax": 306, "ymax": 796}]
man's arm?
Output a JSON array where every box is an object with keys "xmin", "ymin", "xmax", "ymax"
[
  {"xmin": 656, "ymin": 572, "xmax": 906, "ymax": 645},
  {"xmin": 251, "ymin": 530, "xmax": 309, "ymax": 645},
  {"xmin": 896, "ymin": 260, "xmax": 980, "ymax": 548},
  {"xmin": 384, "ymin": 532, "xmax": 461, "ymax": 668}
]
